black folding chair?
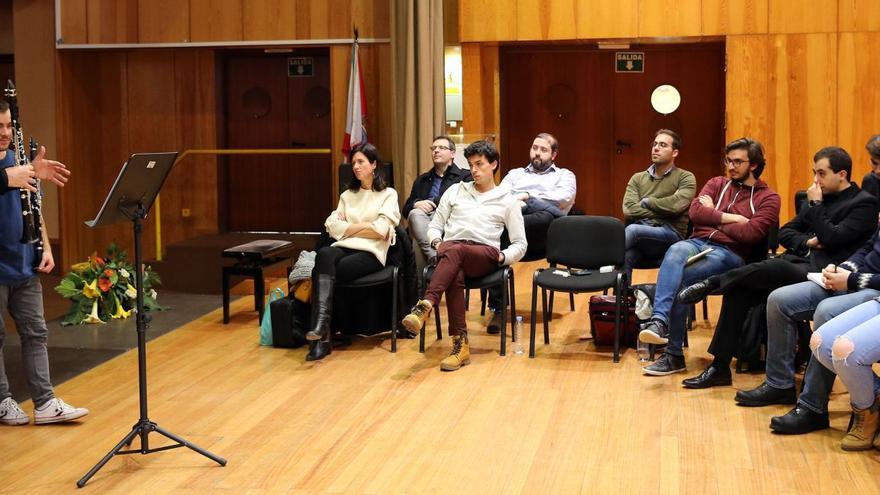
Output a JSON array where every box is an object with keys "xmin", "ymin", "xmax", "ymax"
[
  {"xmin": 529, "ymin": 216, "xmax": 627, "ymax": 362},
  {"xmin": 419, "ymin": 264, "xmax": 516, "ymax": 356},
  {"xmin": 335, "ymin": 264, "xmax": 402, "ymax": 352}
]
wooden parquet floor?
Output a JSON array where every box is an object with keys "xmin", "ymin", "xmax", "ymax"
[{"xmin": 2, "ymin": 262, "xmax": 879, "ymax": 494}]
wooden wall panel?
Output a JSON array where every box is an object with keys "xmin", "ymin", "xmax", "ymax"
[
  {"xmin": 60, "ymin": 0, "xmax": 390, "ymax": 44},
  {"xmin": 725, "ymin": 35, "xmax": 770, "ymax": 144},
  {"xmin": 576, "ymin": 0, "xmax": 638, "ymax": 39},
  {"xmin": 766, "ymin": 34, "xmax": 838, "ymax": 222},
  {"xmin": 702, "ymin": 0, "xmax": 768, "ymax": 35},
  {"xmin": 296, "ymin": 0, "xmax": 353, "ymax": 40},
  {"xmin": 125, "ymin": 51, "xmax": 179, "ymax": 259},
  {"xmin": 243, "ymin": 0, "xmax": 298, "ymax": 40},
  {"xmin": 460, "ymin": 0, "xmax": 517, "ymax": 42},
  {"xmin": 839, "ymin": 0, "xmax": 880, "ymax": 32},
  {"xmin": 138, "ymin": 0, "xmax": 189, "ymax": 43},
  {"xmin": 461, "ymin": 43, "xmax": 499, "ymax": 143},
  {"xmin": 57, "ymin": 51, "xmax": 132, "ymax": 269},
  {"xmin": 638, "ymin": 0, "xmax": 701, "ymax": 37},
  {"xmin": 190, "ymin": 0, "xmax": 243, "ymax": 42},
  {"xmin": 86, "ymin": 0, "xmax": 138, "ymax": 43},
  {"xmin": 351, "ymin": 0, "xmax": 391, "ymax": 39},
  {"xmin": 515, "ymin": 0, "xmax": 576, "ymax": 41},
  {"xmin": 58, "ymin": 0, "xmax": 87, "ymax": 44},
  {"xmin": 769, "ymin": 0, "xmax": 837, "ymax": 34},
  {"xmin": 838, "ymin": 32, "xmax": 880, "ymax": 182},
  {"xmin": 169, "ymin": 50, "xmax": 219, "ymax": 240}
]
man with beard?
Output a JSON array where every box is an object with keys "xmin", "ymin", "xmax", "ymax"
[
  {"xmin": 621, "ymin": 129, "xmax": 696, "ymax": 283},
  {"xmin": 676, "ymin": 146, "xmax": 878, "ymax": 389},
  {"xmin": 484, "ymin": 133, "xmax": 576, "ymax": 333},
  {"xmin": 638, "ymin": 137, "xmax": 781, "ymax": 376},
  {"xmin": 402, "ymin": 135, "xmax": 471, "ymax": 263}
]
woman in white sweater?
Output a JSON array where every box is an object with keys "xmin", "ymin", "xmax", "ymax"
[{"xmin": 305, "ymin": 143, "xmax": 401, "ymax": 361}]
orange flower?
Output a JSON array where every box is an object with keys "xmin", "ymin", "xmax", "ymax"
[
  {"xmin": 104, "ymin": 268, "xmax": 114, "ymax": 277},
  {"xmin": 98, "ymin": 277, "xmax": 112, "ymax": 292}
]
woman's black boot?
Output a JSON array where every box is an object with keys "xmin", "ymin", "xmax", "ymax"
[
  {"xmin": 306, "ymin": 340, "xmax": 332, "ymax": 361},
  {"xmin": 306, "ymin": 275, "xmax": 334, "ymax": 341}
]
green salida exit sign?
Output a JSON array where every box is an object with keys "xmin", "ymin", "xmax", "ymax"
[{"xmin": 615, "ymin": 52, "xmax": 644, "ymax": 73}]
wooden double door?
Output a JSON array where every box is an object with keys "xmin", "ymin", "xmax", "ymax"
[
  {"xmin": 500, "ymin": 43, "xmax": 726, "ymax": 219},
  {"xmin": 222, "ymin": 48, "xmax": 332, "ymax": 232}
]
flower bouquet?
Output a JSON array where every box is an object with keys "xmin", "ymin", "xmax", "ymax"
[{"xmin": 55, "ymin": 243, "xmax": 164, "ymax": 326}]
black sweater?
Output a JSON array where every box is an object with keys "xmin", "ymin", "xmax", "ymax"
[{"xmin": 778, "ymin": 184, "xmax": 879, "ymax": 271}]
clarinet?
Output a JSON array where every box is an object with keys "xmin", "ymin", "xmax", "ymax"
[{"xmin": 3, "ymin": 80, "xmax": 44, "ymax": 267}]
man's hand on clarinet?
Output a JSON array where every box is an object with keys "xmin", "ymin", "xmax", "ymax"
[
  {"xmin": 31, "ymin": 146, "xmax": 71, "ymax": 187},
  {"xmin": 5, "ymin": 165, "xmax": 37, "ymax": 192}
]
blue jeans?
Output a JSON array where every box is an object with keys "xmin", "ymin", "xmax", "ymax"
[
  {"xmin": 623, "ymin": 222, "xmax": 681, "ymax": 283},
  {"xmin": 652, "ymin": 239, "xmax": 744, "ymax": 356},
  {"xmin": 765, "ymin": 282, "xmax": 880, "ymax": 413},
  {"xmin": 811, "ymin": 299, "xmax": 880, "ymax": 409}
]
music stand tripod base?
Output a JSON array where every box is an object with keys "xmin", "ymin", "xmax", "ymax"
[{"xmin": 78, "ymin": 153, "xmax": 226, "ymax": 488}]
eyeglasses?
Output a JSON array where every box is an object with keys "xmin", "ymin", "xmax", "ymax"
[
  {"xmin": 430, "ymin": 145, "xmax": 453, "ymax": 151},
  {"xmin": 724, "ymin": 158, "xmax": 750, "ymax": 167},
  {"xmin": 651, "ymin": 141, "xmax": 672, "ymax": 149}
]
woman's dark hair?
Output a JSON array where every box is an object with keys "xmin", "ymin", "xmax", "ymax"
[
  {"xmin": 347, "ymin": 143, "xmax": 387, "ymax": 192},
  {"xmin": 725, "ymin": 137, "xmax": 767, "ymax": 179}
]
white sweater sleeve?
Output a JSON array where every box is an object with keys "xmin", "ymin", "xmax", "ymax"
[
  {"xmin": 324, "ymin": 193, "xmax": 351, "ymax": 240},
  {"xmin": 501, "ymin": 200, "xmax": 527, "ymax": 264}
]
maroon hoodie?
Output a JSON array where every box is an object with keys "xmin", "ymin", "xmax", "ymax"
[{"xmin": 689, "ymin": 176, "xmax": 781, "ymax": 260}]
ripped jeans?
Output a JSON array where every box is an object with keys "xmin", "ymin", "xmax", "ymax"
[{"xmin": 811, "ymin": 298, "xmax": 880, "ymax": 409}]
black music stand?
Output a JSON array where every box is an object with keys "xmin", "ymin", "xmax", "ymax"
[{"xmin": 77, "ymin": 153, "xmax": 226, "ymax": 488}]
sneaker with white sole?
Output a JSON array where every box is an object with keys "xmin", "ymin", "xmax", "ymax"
[
  {"xmin": 34, "ymin": 398, "xmax": 89, "ymax": 425},
  {"xmin": 0, "ymin": 397, "xmax": 30, "ymax": 425}
]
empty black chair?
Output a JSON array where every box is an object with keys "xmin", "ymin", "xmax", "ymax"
[{"xmin": 529, "ymin": 216, "xmax": 627, "ymax": 362}]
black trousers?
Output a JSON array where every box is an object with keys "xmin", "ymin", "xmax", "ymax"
[
  {"xmin": 707, "ymin": 257, "xmax": 809, "ymax": 364},
  {"xmin": 312, "ymin": 246, "xmax": 382, "ymax": 283}
]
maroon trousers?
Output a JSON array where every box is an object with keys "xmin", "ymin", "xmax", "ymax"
[{"xmin": 425, "ymin": 241, "xmax": 500, "ymax": 335}]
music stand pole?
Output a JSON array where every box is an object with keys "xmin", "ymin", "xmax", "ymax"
[{"xmin": 77, "ymin": 202, "xmax": 226, "ymax": 488}]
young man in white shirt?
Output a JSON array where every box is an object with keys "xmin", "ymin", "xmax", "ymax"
[{"xmin": 402, "ymin": 140, "xmax": 527, "ymax": 371}]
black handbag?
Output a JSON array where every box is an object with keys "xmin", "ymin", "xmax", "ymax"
[{"xmin": 270, "ymin": 297, "xmax": 308, "ymax": 348}]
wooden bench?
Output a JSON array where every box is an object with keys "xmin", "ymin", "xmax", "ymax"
[{"xmin": 221, "ymin": 240, "xmax": 296, "ymax": 324}]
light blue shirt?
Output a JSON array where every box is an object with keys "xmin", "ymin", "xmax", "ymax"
[{"xmin": 500, "ymin": 163, "xmax": 577, "ymax": 215}]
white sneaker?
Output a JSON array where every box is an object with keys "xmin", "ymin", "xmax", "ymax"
[
  {"xmin": 34, "ymin": 397, "xmax": 89, "ymax": 425},
  {"xmin": 0, "ymin": 397, "xmax": 30, "ymax": 425}
]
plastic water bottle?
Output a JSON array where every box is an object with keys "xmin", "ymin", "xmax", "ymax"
[{"xmin": 513, "ymin": 316, "xmax": 525, "ymax": 355}]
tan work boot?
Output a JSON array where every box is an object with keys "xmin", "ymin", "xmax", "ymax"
[
  {"xmin": 440, "ymin": 333, "xmax": 470, "ymax": 371},
  {"xmin": 403, "ymin": 299, "xmax": 433, "ymax": 334},
  {"xmin": 842, "ymin": 399, "xmax": 880, "ymax": 451}
]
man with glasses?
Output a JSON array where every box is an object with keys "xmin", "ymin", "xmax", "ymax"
[
  {"xmin": 676, "ymin": 147, "xmax": 878, "ymax": 390},
  {"xmin": 484, "ymin": 132, "xmax": 576, "ymax": 333},
  {"xmin": 859, "ymin": 134, "xmax": 880, "ymax": 200},
  {"xmin": 638, "ymin": 138, "xmax": 780, "ymax": 376},
  {"xmin": 402, "ymin": 135, "xmax": 471, "ymax": 263},
  {"xmin": 621, "ymin": 129, "xmax": 696, "ymax": 284}
]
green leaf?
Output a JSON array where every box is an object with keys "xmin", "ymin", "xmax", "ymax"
[{"xmin": 55, "ymin": 278, "xmax": 81, "ymax": 298}]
